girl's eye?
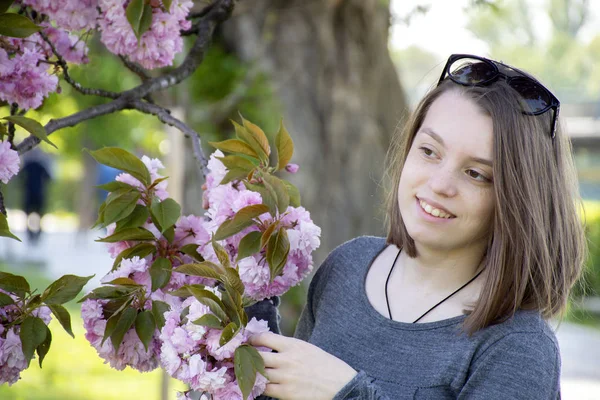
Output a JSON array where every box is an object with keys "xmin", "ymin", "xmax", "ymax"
[
  {"xmin": 466, "ymin": 169, "xmax": 491, "ymax": 182},
  {"xmin": 419, "ymin": 147, "xmax": 435, "ymax": 157}
]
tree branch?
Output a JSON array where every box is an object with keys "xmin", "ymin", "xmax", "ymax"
[
  {"xmin": 15, "ymin": 97, "xmax": 130, "ymax": 154},
  {"xmin": 14, "ymin": 0, "xmax": 236, "ymax": 156},
  {"xmin": 118, "ymin": 55, "xmax": 152, "ymax": 81},
  {"xmin": 38, "ymin": 30, "xmax": 120, "ymax": 99},
  {"xmin": 130, "ymin": 99, "xmax": 209, "ymax": 179}
]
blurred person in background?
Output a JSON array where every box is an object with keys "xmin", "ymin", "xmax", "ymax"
[{"xmin": 20, "ymin": 148, "xmax": 52, "ymax": 246}]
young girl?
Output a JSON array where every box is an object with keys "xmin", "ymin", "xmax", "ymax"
[{"xmin": 250, "ymin": 54, "xmax": 586, "ymax": 399}]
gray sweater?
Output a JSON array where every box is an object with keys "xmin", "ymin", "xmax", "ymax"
[{"xmin": 294, "ymin": 236, "xmax": 561, "ymax": 399}]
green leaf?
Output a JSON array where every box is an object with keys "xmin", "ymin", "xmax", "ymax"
[
  {"xmin": 92, "ymin": 202, "xmax": 106, "ymax": 230},
  {"xmin": 179, "ymin": 244, "xmax": 204, "ymax": 262},
  {"xmin": 236, "ymin": 231, "xmax": 262, "ymax": 262},
  {"xmin": 263, "ymin": 174, "xmax": 289, "ymax": 214},
  {"xmin": 125, "ymin": 0, "xmax": 153, "ymax": 40},
  {"xmin": 217, "ymin": 154, "xmax": 257, "ymax": 173},
  {"xmin": 36, "ymin": 324, "xmax": 52, "ymax": 368},
  {"xmin": 244, "ymin": 181, "xmax": 277, "ymax": 217},
  {"xmin": 167, "ymin": 284, "xmax": 204, "ymax": 298},
  {"xmin": 19, "ymin": 316, "xmax": 47, "ymax": 367},
  {"xmin": 222, "ymin": 268, "xmax": 245, "ymax": 296},
  {"xmin": 110, "ymin": 307, "xmax": 138, "ymax": 352},
  {"xmin": 78, "ymin": 286, "xmax": 136, "ymax": 303},
  {"xmin": 151, "ymin": 198, "xmax": 181, "ymax": 233},
  {"xmin": 0, "ymin": 272, "xmax": 30, "ymax": 296},
  {"xmin": 151, "ymin": 300, "xmax": 170, "ymax": 331},
  {"xmin": 0, "ymin": 292, "xmax": 15, "ymax": 306},
  {"xmin": 135, "ymin": 311, "xmax": 156, "ymax": 352},
  {"xmin": 231, "ymin": 119, "xmax": 268, "ymax": 163},
  {"xmin": 88, "ymin": 147, "xmax": 151, "ymax": 186},
  {"xmin": 48, "ymin": 304, "xmax": 74, "ymax": 338},
  {"xmin": 105, "ymin": 277, "xmax": 140, "ymax": 286},
  {"xmin": 267, "ymin": 228, "xmax": 290, "ymax": 282},
  {"xmin": 150, "ymin": 257, "xmax": 172, "ymax": 291},
  {"xmin": 0, "ymin": 212, "xmax": 21, "ymax": 242},
  {"xmin": 241, "ymin": 116, "xmax": 271, "ymax": 159},
  {"xmin": 102, "ymin": 296, "xmax": 134, "ymax": 321},
  {"xmin": 161, "ymin": 0, "xmax": 173, "ymax": 12},
  {"xmin": 95, "ymin": 181, "xmax": 133, "ymax": 192},
  {"xmin": 187, "ymin": 287, "xmax": 228, "ymax": 322},
  {"xmin": 3, "ymin": 115, "xmax": 56, "ymax": 148},
  {"xmin": 220, "ymin": 287, "xmax": 242, "ymax": 326},
  {"xmin": 283, "ymin": 180, "xmax": 301, "ymax": 207},
  {"xmin": 275, "ymin": 119, "xmax": 294, "ymax": 170},
  {"xmin": 103, "ymin": 191, "xmax": 141, "ymax": 226},
  {"xmin": 102, "ymin": 312, "xmax": 120, "ymax": 346},
  {"xmin": 260, "ymin": 221, "xmax": 279, "ymax": 250},
  {"xmin": 219, "ymin": 321, "xmax": 240, "ymax": 347},
  {"xmin": 96, "ymin": 227, "xmax": 156, "ymax": 243},
  {"xmin": 0, "ymin": 122, "xmax": 7, "ymax": 140},
  {"xmin": 192, "ymin": 314, "xmax": 223, "ymax": 329},
  {"xmin": 163, "ymin": 225, "xmax": 175, "ymax": 243},
  {"xmin": 242, "ymin": 296, "xmax": 257, "ymax": 308},
  {"xmin": 0, "ymin": 13, "xmax": 42, "ymax": 38},
  {"xmin": 220, "ymin": 168, "xmax": 250, "ymax": 185},
  {"xmin": 214, "ymin": 204, "xmax": 269, "ymax": 241},
  {"xmin": 211, "ymin": 237, "xmax": 231, "ymax": 269},
  {"xmin": 42, "ymin": 275, "xmax": 94, "ymax": 305},
  {"xmin": 111, "ymin": 242, "xmax": 156, "ymax": 271},
  {"xmin": 208, "ymin": 139, "xmax": 259, "ymax": 159},
  {"xmin": 115, "ymin": 205, "xmax": 149, "ymax": 232},
  {"xmin": 0, "ymin": 0, "xmax": 15, "ymax": 14},
  {"xmin": 234, "ymin": 345, "xmax": 267, "ymax": 400},
  {"xmin": 173, "ymin": 262, "xmax": 221, "ymax": 280}
]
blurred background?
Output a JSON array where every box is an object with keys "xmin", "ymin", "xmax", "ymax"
[{"xmin": 1, "ymin": 0, "xmax": 600, "ymax": 398}]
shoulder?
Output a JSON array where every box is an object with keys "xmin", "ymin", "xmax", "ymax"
[
  {"xmin": 472, "ymin": 310, "xmax": 559, "ymax": 365},
  {"xmin": 325, "ymin": 235, "xmax": 387, "ymax": 265}
]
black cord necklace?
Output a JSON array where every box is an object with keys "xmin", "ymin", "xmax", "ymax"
[{"xmin": 385, "ymin": 249, "xmax": 484, "ymax": 323}]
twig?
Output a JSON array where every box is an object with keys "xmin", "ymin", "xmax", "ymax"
[
  {"xmin": 0, "ymin": 190, "xmax": 6, "ymax": 216},
  {"xmin": 8, "ymin": 103, "xmax": 17, "ymax": 145},
  {"xmin": 118, "ymin": 55, "xmax": 151, "ymax": 81},
  {"xmin": 130, "ymin": 99, "xmax": 209, "ymax": 179},
  {"xmin": 38, "ymin": 30, "xmax": 120, "ymax": 99}
]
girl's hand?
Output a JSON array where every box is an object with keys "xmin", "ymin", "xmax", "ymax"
[{"xmin": 249, "ymin": 332, "xmax": 357, "ymax": 400}]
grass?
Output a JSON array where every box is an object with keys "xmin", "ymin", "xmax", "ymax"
[{"xmin": 0, "ymin": 261, "xmax": 186, "ymax": 399}]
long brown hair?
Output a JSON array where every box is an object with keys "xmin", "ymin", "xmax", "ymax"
[{"xmin": 383, "ymin": 79, "xmax": 586, "ymax": 334}]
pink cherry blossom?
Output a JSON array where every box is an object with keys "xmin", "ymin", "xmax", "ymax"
[{"xmin": 0, "ymin": 141, "xmax": 20, "ymax": 184}]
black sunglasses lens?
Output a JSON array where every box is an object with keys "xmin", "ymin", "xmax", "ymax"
[
  {"xmin": 449, "ymin": 59, "xmax": 496, "ymax": 84},
  {"xmin": 508, "ymin": 77, "xmax": 551, "ymax": 113}
]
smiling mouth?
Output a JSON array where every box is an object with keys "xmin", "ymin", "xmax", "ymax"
[{"xmin": 417, "ymin": 198, "xmax": 455, "ymax": 219}]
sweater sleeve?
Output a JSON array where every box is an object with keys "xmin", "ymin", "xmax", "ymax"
[
  {"xmin": 458, "ymin": 332, "xmax": 561, "ymax": 400},
  {"xmin": 293, "ymin": 252, "xmax": 333, "ymax": 341},
  {"xmin": 332, "ymin": 371, "xmax": 391, "ymax": 400}
]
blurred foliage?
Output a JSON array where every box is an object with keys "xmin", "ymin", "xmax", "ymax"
[
  {"xmin": 573, "ymin": 200, "xmax": 600, "ymax": 298},
  {"xmin": 464, "ymin": 0, "xmax": 600, "ymax": 103}
]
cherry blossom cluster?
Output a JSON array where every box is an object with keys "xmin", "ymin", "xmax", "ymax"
[
  {"xmin": 0, "ymin": 0, "xmax": 194, "ymax": 110},
  {"xmin": 0, "ymin": 290, "xmax": 52, "ymax": 386},
  {"xmin": 80, "ymin": 149, "xmax": 320, "ymax": 398}
]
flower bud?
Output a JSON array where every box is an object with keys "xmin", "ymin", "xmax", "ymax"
[{"xmin": 285, "ymin": 163, "xmax": 299, "ymax": 174}]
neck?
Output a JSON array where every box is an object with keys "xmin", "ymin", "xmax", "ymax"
[{"xmin": 400, "ymin": 242, "xmax": 486, "ymax": 290}]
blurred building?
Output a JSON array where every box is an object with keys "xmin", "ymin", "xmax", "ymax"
[{"xmin": 565, "ymin": 103, "xmax": 600, "ymax": 201}]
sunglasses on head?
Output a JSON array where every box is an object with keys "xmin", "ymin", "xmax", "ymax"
[{"xmin": 438, "ymin": 54, "xmax": 560, "ymax": 139}]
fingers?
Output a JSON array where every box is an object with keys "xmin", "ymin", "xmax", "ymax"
[
  {"xmin": 263, "ymin": 382, "xmax": 286, "ymax": 399},
  {"xmin": 258, "ymin": 350, "xmax": 281, "ymax": 368},
  {"xmin": 249, "ymin": 332, "xmax": 293, "ymax": 352}
]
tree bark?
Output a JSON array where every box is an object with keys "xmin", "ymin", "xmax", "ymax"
[{"xmin": 220, "ymin": 0, "xmax": 407, "ymax": 261}]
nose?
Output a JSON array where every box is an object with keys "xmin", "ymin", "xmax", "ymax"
[{"xmin": 427, "ymin": 164, "xmax": 458, "ymax": 198}]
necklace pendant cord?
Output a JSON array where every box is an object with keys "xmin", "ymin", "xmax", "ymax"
[{"xmin": 384, "ymin": 250, "xmax": 485, "ymax": 323}]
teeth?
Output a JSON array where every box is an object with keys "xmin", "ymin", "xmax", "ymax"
[{"xmin": 419, "ymin": 200, "xmax": 452, "ymax": 219}]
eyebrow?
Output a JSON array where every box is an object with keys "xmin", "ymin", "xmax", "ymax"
[{"xmin": 420, "ymin": 127, "xmax": 493, "ymax": 167}]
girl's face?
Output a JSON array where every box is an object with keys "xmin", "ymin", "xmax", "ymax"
[{"xmin": 398, "ymin": 90, "xmax": 495, "ymax": 255}]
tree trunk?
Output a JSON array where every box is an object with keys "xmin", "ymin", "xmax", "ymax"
[{"xmin": 220, "ymin": 0, "xmax": 407, "ymax": 261}]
